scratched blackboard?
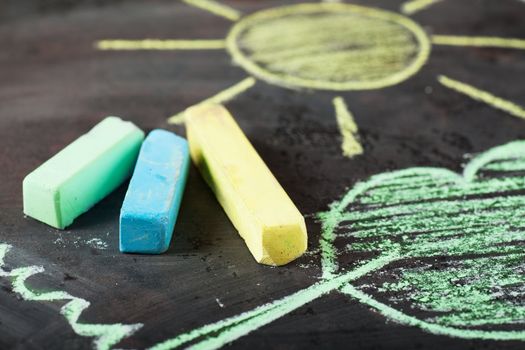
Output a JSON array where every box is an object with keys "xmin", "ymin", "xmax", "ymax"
[{"xmin": 1, "ymin": 0, "xmax": 525, "ymax": 349}]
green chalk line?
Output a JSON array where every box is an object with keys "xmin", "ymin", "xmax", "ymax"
[
  {"xmin": 0, "ymin": 244, "xmax": 142, "ymax": 350},
  {"xmin": 343, "ymin": 202, "xmax": 525, "ymax": 237},
  {"xmin": 484, "ymin": 159, "xmax": 525, "ymax": 172},
  {"xmin": 340, "ymin": 192, "xmax": 525, "ymax": 222},
  {"xmin": 149, "ymin": 253, "xmax": 398, "ymax": 350},
  {"xmin": 340, "ymin": 284, "xmax": 525, "ymax": 341}
]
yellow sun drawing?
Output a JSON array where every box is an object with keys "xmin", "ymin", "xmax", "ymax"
[
  {"xmin": 96, "ymin": 0, "xmax": 525, "ymax": 158},
  {"xmin": 225, "ymin": 3, "xmax": 430, "ymax": 91}
]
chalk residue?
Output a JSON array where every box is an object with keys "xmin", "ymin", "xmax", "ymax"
[
  {"xmin": 0, "ymin": 244, "xmax": 142, "ymax": 350},
  {"xmin": 54, "ymin": 234, "xmax": 109, "ymax": 250},
  {"xmin": 86, "ymin": 238, "xmax": 109, "ymax": 250},
  {"xmin": 215, "ymin": 298, "xmax": 224, "ymax": 308}
]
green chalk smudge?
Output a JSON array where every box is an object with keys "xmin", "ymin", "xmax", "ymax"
[
  {"xmin": 378, "ymin": 254, "xmax": 525, "ymax": 328},
  {"xmin": 0, "ymin": 244, "xmax": 142, "ymax": 350}
]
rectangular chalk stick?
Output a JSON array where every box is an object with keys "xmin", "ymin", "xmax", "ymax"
[
  {"xmin": 23, "ymin": 117, "xmax": 145, "ymax": 229},
  {"xmin": 119, "ymin": 129, "xmax": 190, "ymax": 254},
  {"xmin": 185, "ymin": 104, "xmax": 307, "ymax": 266}
]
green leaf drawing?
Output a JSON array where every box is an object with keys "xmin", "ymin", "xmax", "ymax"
[{"xmin": 150, "ymin": 141, "xmax": 525, "ymax": 350}]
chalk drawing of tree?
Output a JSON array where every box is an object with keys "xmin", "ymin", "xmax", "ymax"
[{"xmin": 149, "ymin": 140, "xmax": 525, "ymax": 350}]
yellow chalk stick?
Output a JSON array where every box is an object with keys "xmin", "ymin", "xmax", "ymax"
[{"xmin": 185, "ymin": 104, "xmax": 307, "ymax": 266}]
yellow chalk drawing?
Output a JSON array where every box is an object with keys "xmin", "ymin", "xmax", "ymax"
[
  {"xmin": 401, "ymin": 0, "xmax": 442, "ymax": 15},
  {"xmin": 95, "ymin": 1, "xmax": 525, "ymax": 148},
  {"xmin": 95, "ymin": 2, "xmax": 438, "ymax": 153},
  {"xmin": 96, "ymin": 39, "xmax": 226, "ymax": 50},
  {"xmin": 167, "ymin": 77, "xmax": 256, "ymax": 124},
  {"xmin": 333, "ymin": 97, "xmax": 363, "ymax": 158},
  {"xmin": 438, "ymin": 75, "xmax": 525, "ymax": 120},
  {"xmin": 432, "ymin": 35, "xmax": 525, "ymax": 50},
  {"xmin": 182, "ymin": 0, "xmax": 241, "ymax": 21},
  {"xmin": 226, "ymin": 3, "xmax": 431, "ymax": 91}
]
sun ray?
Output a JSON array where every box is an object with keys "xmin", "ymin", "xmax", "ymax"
[
  {"xmin": 96, "ymin": 39, "xmax": 226, "ymax": 50},
  {"xmin": 432, "ymin": 35, "xmax": 525, "ymax": 50},
  {"xmin": 167, "ymin": 77, "xmax": 256, "ymax": 124},
  {"xmin": 401, "ymin": 0, "xmax": 442, "ymax": 15},
  {"xmin": 333, "ymin": 96, "xmax": 363, "ymax": 158},
  {"xmin": 438, "ymin": 75, "xmax": 525, "ymax": 120},
  {"xmin": 183, "ymin": 0, "xmax": 241, "ymax": 21}
]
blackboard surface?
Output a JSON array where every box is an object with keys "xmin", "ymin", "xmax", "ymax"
[{"xmin": 1, "ymin": 0, "xmax": 525, "ymax": 349}]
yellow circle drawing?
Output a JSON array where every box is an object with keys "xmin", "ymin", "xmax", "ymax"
[{"xmin": 226, "ymin": 3, "xmax": 431, "ymax": 91}]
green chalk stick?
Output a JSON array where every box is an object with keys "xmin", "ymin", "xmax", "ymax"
[{"xmin": 23, "ymin": 117, "xmax": 145, "ymax": 229}]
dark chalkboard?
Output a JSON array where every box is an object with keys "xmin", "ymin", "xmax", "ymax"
[{"xmin": 1, "ymin": 0, "xmax": 525, "ymax": 349}]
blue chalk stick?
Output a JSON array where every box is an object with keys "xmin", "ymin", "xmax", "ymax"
[{"xmin": 120, "ymin": 129, "xmax": 190, "ymax": 254}]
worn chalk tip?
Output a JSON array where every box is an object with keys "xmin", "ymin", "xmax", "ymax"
[
  {"xmin": 119, "ymin": 213, "xmax": 171, "ymax": 254},
  {"xmin": 257, "ymin": 222, "xmax": 308, "ymax": 266},
  {"xmin": 22, "ymin": 175, "xmax": 64, "ymax": 229}
]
